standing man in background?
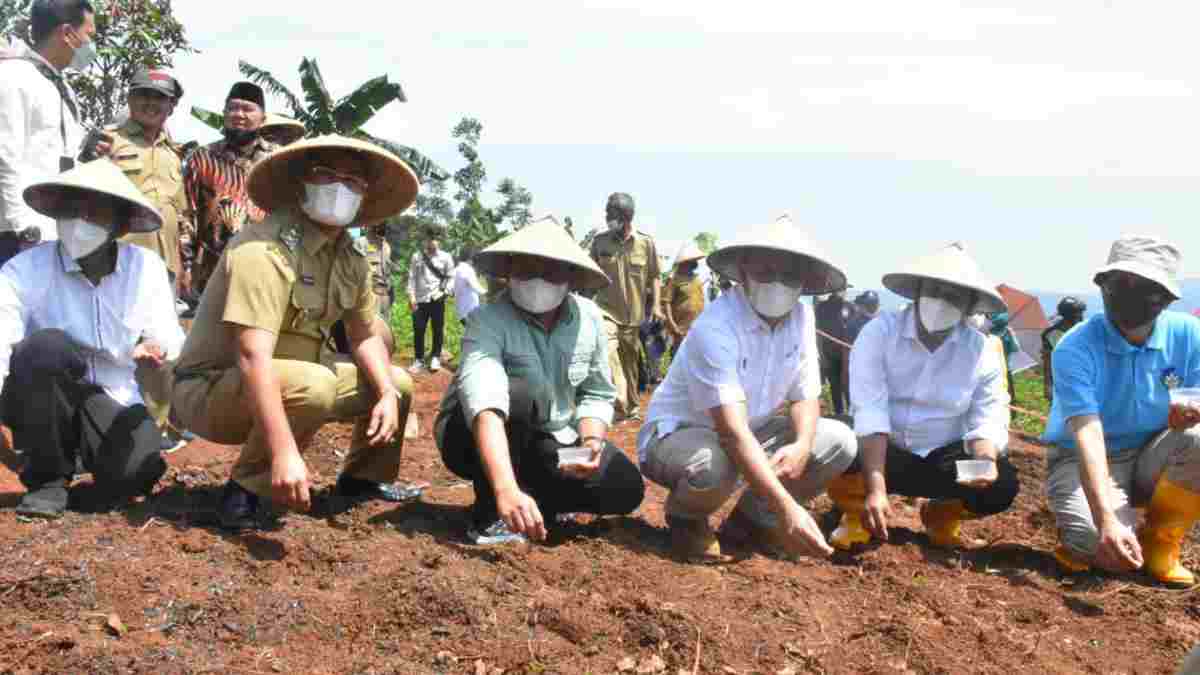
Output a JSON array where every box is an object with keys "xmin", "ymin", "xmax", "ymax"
[
  {"xmin": 407, "ymin": 226, "xmax": 454, "ymax": 374},
  {"xmin": 453, "ymin": 245, "xmax": 487, "ymax": 324},
  {"xmin": 365, "ymin": 223, "xmax": 393, "ymax": 322},
  {"xmin": 815, "ymin": 290, "xmax": 854, "ymax": 416},
  {"xmin": 0, "ymin": 0, "xmax": 96, "ymax": 266},
  {"xmin": 1041, "ymin": 296, "xmax": 1086, "ymax": 403},
  {"xmin": 590, "ymin": 192, "xmax": 661, "ymax": 421},
  {"xmin": 663, "ymin": 241, "xmax": 706, "ymax": 356}
]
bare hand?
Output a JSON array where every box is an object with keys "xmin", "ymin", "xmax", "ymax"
[
  {"xmin": 496, "ymin": 487, "xmax": 546, "ymax": 541},
  {"xmin": 770, "ymin": 442, "xmax": 810, "ymax": 481},
  {"xmin": 132, "ymin": 340, "xmax": 166, "ymax": 368},
  {"xmin": 864, "ymin": 489, "xmax": 892, "ymax": 541},
  {"xmin": 1095, "ymin": 520, "xmax": 1143, "ymax": 572},
  {"xmin": 366, "ymin": 390, "xmax": 400, "ymax": 446},
  {"xmin": 560, "ymin": 441, "xmax": 603, "ymax": 480},
  {"xmin": 271, "ymin": 449, "xmax": 311, "ymax": 511},
  {"xmin": 1169, "ymin": 402, "xmax": 1200, "ymax": 431},
  {"xmin": 177, "ymin": 268, "xmax": 192, "ymax": 298},
  {"xmin": 93, "ymin": 138, "xmax": 112, "ymax": 158},
  {"xmin": 780, "ymin": 500, "xmax": 834, "ymax": 558}
]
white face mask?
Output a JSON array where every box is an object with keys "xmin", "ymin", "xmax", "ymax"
[
  {"xmin": 58, "ymin": 217, "xmax": 110, "ymax": 260},
  {"xmin": 68, "ymin": 34, "xmax": 98, "ymax": 71},
  {"xmin": 510, "ymin": 277, "xmax": 569, "ymax": 314},
  {"xmin": 965, "ymin": 314, "xmax": 987, "ymax": 332},
  {"xmin": 301, "ymin": 182, "xmax": 363, "ymax": 226},
  {"xmin": 746, "ymin": 279, "xmax": 802, "ymax": 319},
  {"xmin": 918, "ymin": 296, "xmax": 964, "ymax": 333}
]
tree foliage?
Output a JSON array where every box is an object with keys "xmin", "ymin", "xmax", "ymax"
[
  {"xmin": 694, "ymin": 232, "xmax": 719, "ymax": 254},
  {"xmin": 2, "ymin": 0, "xmax": 195, "ymax": 127}
]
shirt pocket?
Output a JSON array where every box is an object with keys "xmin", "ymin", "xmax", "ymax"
[
  {"xmin": 112, "ymin": 153, "xmax": 143, "ymax": 177},
  {"xmin": 289, "ymin": 280, "xmax": 327, "ymax": 330},
  {"xmin": 567, "ymin": 352, "xmax": 591, "ymax": 387},
  {"xmin": 502, "ymin": 349, "xmax": 540, "ymax": 382}
]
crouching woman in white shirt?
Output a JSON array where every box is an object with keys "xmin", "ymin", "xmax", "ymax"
[
  {"xmin": 0, "ymin": 160, "xmax": 183, "ymax": 519},
  {"xmin": 835, "ymin": 244, "xmax": 1017, "ymax": 551},
  {"xmin": 639, "ymin": 216, "xmax": 858, "ymax": 562}
]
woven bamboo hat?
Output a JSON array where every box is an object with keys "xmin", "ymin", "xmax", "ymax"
[
  {"xmin": 23, "ymin": 159, "xmax": 162, "ymax": 233},
  {"xmin": 882, "ymin": 242, "xmax": 1007, "ymax": 314},
  {"xmin": 474, "ymin": 215, "xmax": 610, "ymax": 290},
  {"xmin": 260, "ymin": 114, "xmax": 306, "ymax": 145},
  {"xmin": 246, "ymin": 134, "xmax": 419, "ymax": 226},
  {"xmin": 674, "ymin": 241, "xmax": 705, "ymax": 268},
  {"xmin": 706, "ymin": 215, "xmax": 846, "ymax": 295}
]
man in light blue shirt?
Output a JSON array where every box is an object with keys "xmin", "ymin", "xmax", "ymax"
[
  {"xmin": 435, "ymin": 217, "xmax": 644, "ymax": 545},
  {"xmin": 1043, "ymin": 235, "xmax": 1200, "ymax": 586}
]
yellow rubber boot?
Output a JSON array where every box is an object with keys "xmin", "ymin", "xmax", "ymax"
[
  {"xmin": 920, "ymin": 499, "xmax": 969, "ymax": 548},
  {"xmin": 828, "ymin": 473, "xmax": 871, "ymax": 550},
  {"xmin": 1138, "ymin": 477, "xmax": 1200, "ymax": 587},
  {"xmin": 1053, "ymin": 545, "xmax": 1091, "ymax": 573}
]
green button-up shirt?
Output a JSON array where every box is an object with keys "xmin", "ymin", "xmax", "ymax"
[{"xmin": 436, "ymin": 291, "xmax": 615, "ymax": 445}]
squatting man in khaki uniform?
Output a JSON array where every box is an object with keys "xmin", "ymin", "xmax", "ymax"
[
  {"xmin": 590, "ymin": 192, "xmax": 661, "ymax": 421},
  {"xmin": 436, "ymin": 216, "xmax": 645, "ymax": 545},
  {"xmin": 171, "ymin": 136, "xmax": 419, "ymax": 530},
  {"xmin": 640, "ymin": 216, "xmax": 858, "ymax": 560}
]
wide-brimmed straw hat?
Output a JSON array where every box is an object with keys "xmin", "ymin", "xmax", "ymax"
[
  {"xmin": 474, "ymin": 215, "xmax": 610, "ymax": 290},
  {"xmin": 1093, "ymin": 234, "xmax": 1182, "ymax": 299},
  {"xmin": 246, "ymin": 134, "xmax": 419, "ymax": 226},
  {"xmin": 882, "ymin": 242, "xmax": 1006, "ymax": 314},
  {"xmin": 706, "ymin": 215, "xmax": 846, "ymax": 295},
  {"xmin": 673, "ymin": 241, "xmax": 705, "ymax": 268},
  {"xmin": 260, "ymin": 114, "xmax": 306, "ymax": 145},
  {"xmin": 23, "ymin": 159, "xmax": 162, "ymax": 233}
]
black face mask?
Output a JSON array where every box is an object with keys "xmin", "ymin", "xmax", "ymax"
[
  {"xmin": 1103, "ymin": 287, "xmax": 1164, "ymax": 332},
  {"xmin": 222, "ymin": 127, "xmax": 260, "ymax": 146}
]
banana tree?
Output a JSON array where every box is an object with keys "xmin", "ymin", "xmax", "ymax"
[{"xmin": 191, "ymin": 58, "xmax": 447, "ymax": 183}]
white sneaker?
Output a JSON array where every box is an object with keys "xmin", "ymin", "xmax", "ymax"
[
  {"xmin": 429, "ymin": 356, "xmax": 442, "ymax": 372},
  {"xmin": 408, "ymin": 361, "xmax": 427, "ymax": 375}
]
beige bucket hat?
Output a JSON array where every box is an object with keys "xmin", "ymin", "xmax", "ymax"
[
  {"xmin": 474, "ymin": 215, "xmax": 610, "ymax": 291},
  {"xmin": 673, "ymin": 241, "xmax": 705, "ymax": 268},
  {"xmin": 260, "ymin": 113, "xmax": 306, "ymax": 145},
  {"xmin": 882, "ymin": 242, "xmax": 1007, "ymax": 314},
  {"xmin": 706, "ymin": 215, "xmax": 847, "ymax": 295},
  {"xmin": 1093, "ymin": 234, "xmax": 1182, "ymax": 299},
  {"xmin": 246, "ymin": 134, "xmax": 419, "ymax": 226},
  {"xmin": 23, "ymin": 159, "xmax": 162, "ymax": 233}
]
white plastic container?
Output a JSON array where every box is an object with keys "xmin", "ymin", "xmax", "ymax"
[
  {"xmin": 1169, "ymin": 388, "xmax": 1200, "ymax": 407},
  {"xmin": 557, "ymin": 447, "xmax": 593, "ymax": 469},
  {"xmin": 956, "ymin": 459, "xmax": 994, "ymax": 484}
]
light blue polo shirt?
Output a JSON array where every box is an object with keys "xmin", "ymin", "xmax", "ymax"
[{"xmin": 1042, "ymin": 311, "xmax": 1200, "ymax": 453}]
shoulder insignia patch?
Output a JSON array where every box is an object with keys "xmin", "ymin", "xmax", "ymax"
[
  {"xmin": 351, "ymin": 236, "xmax": 369, "ymax": 257},
  {"xmin": 279, "ymin": 224, "xmax": 301, "ymax": 253}
]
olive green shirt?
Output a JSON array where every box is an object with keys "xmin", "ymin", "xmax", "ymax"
[
  {"xmin": 435, "ymin": 292, "xmax": 615, "ymax": 445},
  {"xmin": 109, "ymin": 119, "xmax": 186, "ymax": 276},
  {"xmin": 174, "ymin": 208, "xmax": 376, "ymax": 374},
  {"xmin": 589, "ymin": 228, "xmax": 660, "ymax": 326}
]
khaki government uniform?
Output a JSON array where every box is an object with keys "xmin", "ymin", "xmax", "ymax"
[
  {"xmin": 664, "ymin": 274, "xmax": 705, "ymax": 341},
  {"xmin": 108, "ymin": 119, "xmax": 187, "ymax": 429},
  {"xmin": 365, "ymin": 233, "xmax": 393, "ymax": 320},
  {"xmin": 590, "ymin": 228, "xmax": 660, "ymax": 416},
  {"xmin": 170, "ymin": 209, "xmax": 414, "ymax": 496}
]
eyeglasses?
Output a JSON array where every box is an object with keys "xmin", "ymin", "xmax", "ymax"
[{"xmin": 307, "ymin": 166, "xmax": 368, "ymax": 194}]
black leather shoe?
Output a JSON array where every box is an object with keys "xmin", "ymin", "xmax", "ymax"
[
  {"xmin": 334, "ymin": 475, "xmax": 423, "ymax": 503},
  {"xmin": 16, "ymin": 479, "xmax": 69, "ymax": 519},
  {"xmin": 218, "ymin": 480, "xmax": 259, "ymax": 531}
]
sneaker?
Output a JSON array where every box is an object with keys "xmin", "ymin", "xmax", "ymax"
[
  {"xmin": 16, "ymin": 479, "xmax": 69, "ymax": 519},
  {"xmin": 467, "ymin": 520, "xmax": 527, "ymax": 546},
  {"xmin": 407, "ymin": 361, "xmax": 427, "ymax": 375},
  {"xmin": 429, "ymin": 356, "xmax": 441, "ymax": 372},
  {"xmin": 218, "ymin": 480, "xmax": 260, "ymax": 531}
]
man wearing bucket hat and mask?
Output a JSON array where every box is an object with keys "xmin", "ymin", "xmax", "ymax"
[
  {"xmin": 435, "ymin": 215, "xmax": 645, "ymax": 545},
  {"xmin": 171, "ymin": 135, "xmax": 418, "ymax": 530},
  {"xmin": 0, "ymin": 159, "xmax": 184, "ymax": 518},
  {"xmin": 179, "ymin": 81, "xmax": 278, "ymax": 299},
  {"xmin": 1043, "ymin": 235, "xmax": 1200, "ymax": 586},
  {"xmin": 663, "ymin": 241, "xmax": 706, "ymax": 353},
  {"xmin": 834, "ymin": 243, "xmax": 1017, "ymax": 551},
  {"xmin": 258, "ymin": 114, "xmax": 306, "ymax": 147},
  {"xmin": 639, "ymin": 215, "xmax": 858, "ymax": 561}
]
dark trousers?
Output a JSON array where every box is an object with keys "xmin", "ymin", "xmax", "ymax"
[
  {"xmin": 0, "ymin": 233, "xmax": 22, "ymax": 268},
  {"xmin": 331, "ymin": 320, "xmax": 351, "ymax": 354},
  {"xmin": 848, "ymin": 440, "xmax": 1019, "ymax": 515},
  {"xmin": 823, "ymin": 350, "xmax": 849, "ymax": 416},
  {"xmin": 439, "ymin": 379, "xmax": 645, "ymax": 527},
  {"xmin": 412, "ymin": 297, "xmax": 446, "ymax": 362},
  {"xmin": 2, "ymin": 329, "xmax": 165, "ymax": 496}
]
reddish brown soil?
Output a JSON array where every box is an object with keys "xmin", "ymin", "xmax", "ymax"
[{"xmin": 1, "ymin": 372, "xmax": 1197, "ymax": 674}]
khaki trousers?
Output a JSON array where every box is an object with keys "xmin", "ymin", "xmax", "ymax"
[
  {"xmin": 1046, "ymin": 428, "xmax": 1200, "ymax": 560},
  {"xmin": 172, "ymin": 357, "xmax": 413, "ymax": 497},
  {"xmin": 135, "ymin": 361, "xmax": 173, "ymax": 430},
  {"xmin": 604, "ymin": 318, "xmax": 642, "ymax": 416}
]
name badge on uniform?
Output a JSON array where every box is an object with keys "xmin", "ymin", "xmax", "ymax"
[{"xmin": 300, "ymin": 274, "xmax": 315, "ymax": 286}]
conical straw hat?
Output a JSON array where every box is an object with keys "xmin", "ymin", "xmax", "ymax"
[
  {"xmin": 706, "ymin": 215, "xmax": 846, "ymax": 295},
  {"xmin": 674, "ymin": 241, "xmax": 705, "ymax": 267},
  {"xmin": 23, "ymin": 159, "xmax": 162, "ymax": 233},
  {"xmin": 882, "ymin": 243, "xmax": 1007, "ymax": 314},
  {"xmin": 246, "ymin": 134, "xmax": 418, "ymax": 226},
  {"xmin": 261, "ymin": 113, "xmax": 306, "ymax": 145},
  {"xmin": 474, "ymin": 215, "xmax": 610, "ymax": 290}
]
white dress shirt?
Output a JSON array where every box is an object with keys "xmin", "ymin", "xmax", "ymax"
[
  {"xmin": 849, "ymin": 307, "xmax": 1009, "ymax": 457},
  {"xmin": 453, "ymin": 261, "xmax": 487, "ymax": 318},
  {"xmin": 0, "ymin": 241, "xmax": 185, "ymax": 407},
  {"xmin": 407, "ymin": 248, "xmax": 454, "ymax": 304},
  {"xmin": 0, "ymin": 45, "xmax": 86, "ymax": 239},
  {"xmin": 638, "ymin": 288, "xmax": 821, "ymax": 462}
]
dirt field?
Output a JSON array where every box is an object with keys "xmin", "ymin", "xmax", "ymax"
[{"xmin": 1, "ymin": 370, "xmax": 1197, "ymax": 674}]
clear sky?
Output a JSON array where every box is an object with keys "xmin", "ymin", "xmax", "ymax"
[{"xmin": 166, "ymin": 0, "xmax": 1200, "ymax": 293}]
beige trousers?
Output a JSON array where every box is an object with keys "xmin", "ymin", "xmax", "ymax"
[{"xmin": 604, "ymin": 318, "xmax": 642, "ymax": 417}]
